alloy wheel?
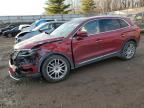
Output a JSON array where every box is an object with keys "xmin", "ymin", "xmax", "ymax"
[
  {"xmin": 46, "ymin": 58, "xmax": 68, "ymax": 80},
  {"xmin": 124, "ymin": 43, "xmax": 136, "ymax": 59}
]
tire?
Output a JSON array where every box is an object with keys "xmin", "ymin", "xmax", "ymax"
[
  {"xmin": 41, "ymin": 55, "xmax": 70, "ymax": 83},
  {"xmin": 8, "ymin": 34, "xmax": 12, "ymax": 37},
  {"xmin": 120, "ymin": 41, "xmax": 136, "ymax": 60}
]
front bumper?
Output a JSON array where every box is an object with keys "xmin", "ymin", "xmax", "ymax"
[
  {"xmin": 9, "ymin": 60, "xmax": 41, "ymax": 80},
  {"xmin": 8, "ymin": 61, "xmax": 22, "ymax": 80},
  {"xmin": 8, "ymin": 50, "xmax": 41, "ymax": 80}
]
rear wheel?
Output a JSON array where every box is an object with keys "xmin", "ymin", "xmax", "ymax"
[
  {"xmin": 120, "ymin": 41, "xmax": 136, "ymax": 60},
  {"xmin": 41, "ymin": 55, "xmax": 70, "ymax": 83}
]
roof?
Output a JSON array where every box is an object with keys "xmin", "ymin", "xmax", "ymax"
[
  {"xmin": 72, "ymin": 15, "xmax": 128, "ymax": 21},
  {"xmin": 88, "ymin": 15, "xmax": 128, "ymax": 19},
  {"xmin": 43, "ymin": 21, "xmax": 66, "ymax": 24}
]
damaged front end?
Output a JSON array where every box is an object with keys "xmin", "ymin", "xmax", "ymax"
[{"xmin": 9, "ymin": 49, "xmax": 40, "ymax": 80}]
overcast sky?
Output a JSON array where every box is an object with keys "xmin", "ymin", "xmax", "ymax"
[{"xmin": 0, "ymin": 0, "xmax": 46, "ymax": 16}]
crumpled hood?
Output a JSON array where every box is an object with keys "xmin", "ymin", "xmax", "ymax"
[{"xmin": 14, "ymin": 32, "xmax": 64, "ymax": 50}]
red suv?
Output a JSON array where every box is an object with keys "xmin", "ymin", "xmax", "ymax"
[{"xmin": 9, "ymin": 16, "xmax": 141, "ymax": 82}]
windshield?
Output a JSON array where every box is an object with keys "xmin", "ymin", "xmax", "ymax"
[
  {"xmin": 11, "ymin": 27, "xmax": 18, "ymax": 30},
  {"xmin": 26, "ymin": 20, "xmax": 47, "ymax": 31},
  {"xmin": 22, "ymin": 22, "xmax": 36, "ymax": 32},
  {"xmin": 29, "ymin": 21, "xmax": 38, "ymax": 30},
  {"xmin": 32, "ymin": 23, "xmax": 51, "ymax": 31},
  {"xmin": 50, "ymin": 19, "xmax": 84, "ymax": 38}
]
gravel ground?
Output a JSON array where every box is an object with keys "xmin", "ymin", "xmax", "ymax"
[{"xmin": 0, "ymin": 36, "xmax": 144, "ymax": 108}]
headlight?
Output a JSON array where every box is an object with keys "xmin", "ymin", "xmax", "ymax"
[
  {"xmin": 17, "ymin": 49, "xmax": 36, "ymax": 57},
  {"xmin": 15, "ymin": 38, "xmax": 21, "ymax": 43}
]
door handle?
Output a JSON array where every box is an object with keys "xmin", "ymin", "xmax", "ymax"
[
  {"xmin": 121, "ymin": 33, "xmax": 126, "ymax": 37},
  {"xmin": 96, "ymin": 39, "xmax": 103, "ymax": 42}
]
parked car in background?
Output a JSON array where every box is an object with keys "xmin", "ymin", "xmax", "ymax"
[
  {"xmin": 19, "ymin": 24, "xmax": 30, "ymax": 31},
  {"xmin": 15, "ymin": 19, "xmax": 55, "ymax": 39},
  {"xmin": 9, "ymin": 16, "xmax": 141, "ymax": 82},
  {"xmin": 15, "ymin": 21, "xmax": 65, "ymax": 43},
  {"xmin": 21, "ymin": 19, "xmax": 54, "ymax": 32},
  {"xmin": 0, "ymin": 24, "xmax": 18, "ymax": 35},
  {"xmin": 2, "ymin": 26, "xmax": 20, "ymax": 37}
]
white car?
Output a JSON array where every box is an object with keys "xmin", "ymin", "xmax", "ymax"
[{"xmin": 19, "ymin": 24, "xmax": 30, "ymax": 31}]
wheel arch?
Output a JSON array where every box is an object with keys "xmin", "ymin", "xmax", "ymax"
[
  {"xmin": 122, "ymin": 38, "xmax": 137, "ymax": 50},
  {"xmin": 126, "ymin": 39, "xmax": 137, "ymax": 46}
]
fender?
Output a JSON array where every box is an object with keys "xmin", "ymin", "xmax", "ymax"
[
  {"xmin": 38, "ymin": 52, "xmax": 75, "ymax": 73},
  {"xmin": 121, "ymin": 37, "xmax": 138, "ymax": 50}
]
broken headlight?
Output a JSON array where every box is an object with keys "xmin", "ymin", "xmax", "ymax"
[{"xmin": 17, "ymin": 49, "xmax": 37, "ymax": 57}]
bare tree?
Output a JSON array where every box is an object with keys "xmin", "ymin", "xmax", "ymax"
[
  {"xmin": 139, "ymin": 0, "xmax": 144, "ymax": 7},
  {"xmin": 106, "ymin": 0, "xmax": 112, "ymax": 12},
  {"xmin": 72, "ymin": 0, "xmax": 144, "ymax": 14}
]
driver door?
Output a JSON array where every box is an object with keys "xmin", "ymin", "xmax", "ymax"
[{"xmin": 72, "ymin": 20, "xmax": 104, "ymax": 64}]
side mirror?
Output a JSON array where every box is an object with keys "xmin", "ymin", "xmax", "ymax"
[{"xmin": 77, "ymin": 31, "xmax": 88, "ymax": 38}]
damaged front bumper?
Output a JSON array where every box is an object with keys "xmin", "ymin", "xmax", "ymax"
[
  {"xmin": 9, "ymin": 61, "xmax": 22, "ymax": 80},
  {"xmin": 8, "ymin": 49, "xmax": 41, "ymax": 80}
]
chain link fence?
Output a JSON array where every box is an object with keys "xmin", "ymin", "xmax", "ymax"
[
  {"xmin": 0, "ymin": 14, "xmax": 85, "ymax": 24},
  {"xmin": 0, "ymin": 14, "xmax": 85, "ymax": 28}
]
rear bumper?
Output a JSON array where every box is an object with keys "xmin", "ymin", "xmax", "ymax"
[{"xmin": 8, "ymin": 61, "xmax": 41, "ymax": 80}]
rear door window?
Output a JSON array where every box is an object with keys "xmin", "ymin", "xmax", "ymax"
[
  {"xmin": 119, "ymin": 19, "xmax": 129, "ymax": 28},
  {"xmin": 99, "ymin": 19, "xmax": 121, "ymax": 32}
]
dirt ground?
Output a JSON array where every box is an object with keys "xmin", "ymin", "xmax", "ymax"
[{"xmin": 0, "ymin": 36, "xmax": 144, "ymax": 108}]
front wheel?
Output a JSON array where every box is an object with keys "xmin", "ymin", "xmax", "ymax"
[
  {"xmin": 8, "ymin": 33, "xmax": 12, "ymax": 37},
  {"xmin": 41, "ymin": 55, "xmax": 70, "ymax": 83},
  {"xmin": 120, "ymin": 41, "xmax": 136, "ymax": 60}
]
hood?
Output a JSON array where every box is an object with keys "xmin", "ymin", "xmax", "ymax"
[
  {"xmin": 16, "ymin": 31, "xmax": 30, "ymax": 38},
  {"xmin": 14, "ymin": 32, "xmax": 64, "ymax": 50}
]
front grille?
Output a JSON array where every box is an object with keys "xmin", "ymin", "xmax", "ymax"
[
  {"xmin": 10, "ymin": 50, "xmax": 37, "ymax": 66},
  {"xmin": 10, "ymin": 52, "xmax": 17, "ymax": 65}
]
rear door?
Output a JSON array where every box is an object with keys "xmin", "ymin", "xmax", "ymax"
[{"xmin": 97, "ymin": 18, "xmax": 128, "ymax": 55}]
